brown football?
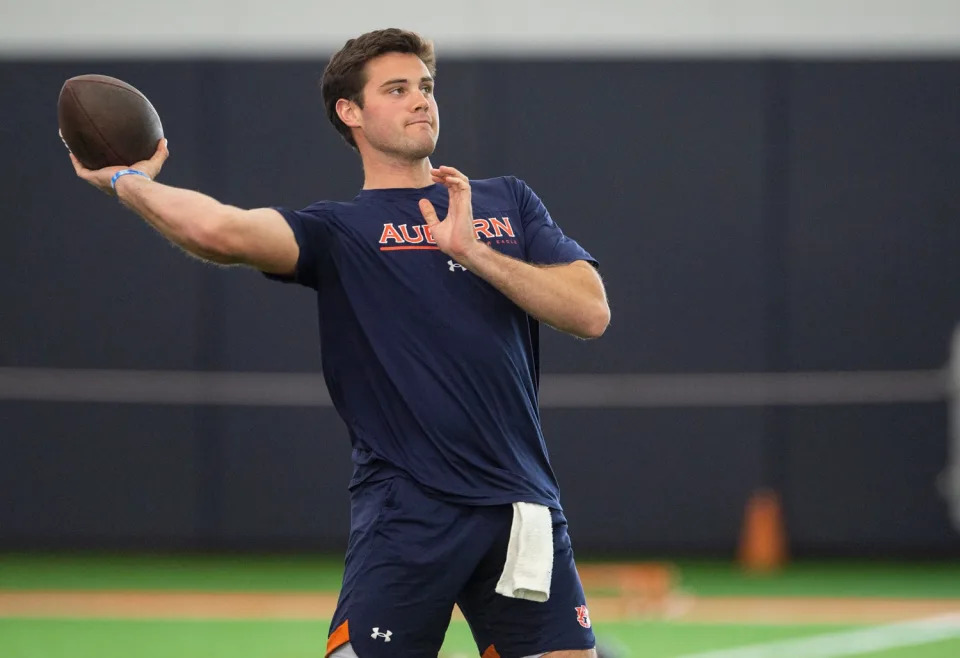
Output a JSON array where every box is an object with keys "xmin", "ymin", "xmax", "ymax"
[{"xmin": 58, "ymin": 74, "xmax": 164, "ymax": 170}]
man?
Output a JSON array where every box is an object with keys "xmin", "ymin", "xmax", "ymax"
[{"xmin": 69, "ymin": 28, "xmax": 609, "ymax": 658}]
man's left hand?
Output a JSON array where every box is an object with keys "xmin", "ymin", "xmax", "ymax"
[{"xmin": 419, "ymin": 166, "xmax": 481, "ymax": 263}]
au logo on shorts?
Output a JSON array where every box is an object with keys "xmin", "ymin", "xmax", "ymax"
[{"xmin": 575, "ymin": 605, "xmax": 591, "ymax": 629}]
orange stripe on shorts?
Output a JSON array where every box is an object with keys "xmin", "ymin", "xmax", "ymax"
[
  {"xmin": 325, "ymin": 620, "xmax": 350, "ymax": 656},
  {"xmin": 481, "ymin": 645, "xmax": 501, "ymax": 658}
]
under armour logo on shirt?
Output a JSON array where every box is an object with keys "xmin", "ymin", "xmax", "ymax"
[
  {"xmin": 448, "ymin": 260, "xmax": 467, "ymax": 272},
  {"xmin": 371, "ymin": 627, "xmax": 392, "ymax": 641}
]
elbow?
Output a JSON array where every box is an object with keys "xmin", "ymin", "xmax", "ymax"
[{"xmin": 578, "ymin": 301, "xmax": 611, "ymax": 340}]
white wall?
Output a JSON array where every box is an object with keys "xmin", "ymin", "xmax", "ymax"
[{"xmin": 2, "ymin": 0, "xmax": 959, "ymax": 56}]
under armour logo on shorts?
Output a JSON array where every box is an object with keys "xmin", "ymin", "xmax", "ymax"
[{"xmin": 371, "ymin": 627, "xmax": 392, "ymax": 642}]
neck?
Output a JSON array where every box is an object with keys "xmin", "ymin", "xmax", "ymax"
[{"xmin": 359, "ymin": 147, "xmax": 434, "ymax": 190}]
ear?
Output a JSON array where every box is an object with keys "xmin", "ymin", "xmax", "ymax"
[{"xmin": 336, "ymin": 98, "xmax": 362, "ymax": 129}]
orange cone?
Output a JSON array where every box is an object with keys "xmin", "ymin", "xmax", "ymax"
[{"xmin": 738, "ymin": 488, "xmax": 788, "ymax": 572}]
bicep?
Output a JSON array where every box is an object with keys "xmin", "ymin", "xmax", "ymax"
[{"xmin": 225, "ymin": 207, "xmax": 300, "ymax": 275}]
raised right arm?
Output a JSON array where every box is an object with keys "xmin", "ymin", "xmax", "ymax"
[
  {"xmin": 69, "ymin": 139, "xmax": 299, "ymax": 275},
  {"xmin": 114, "ymin": 175, "xmax": 298, "ymax": 274}
]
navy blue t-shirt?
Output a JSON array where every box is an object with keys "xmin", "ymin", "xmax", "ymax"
[{"xmin": 269, "ymin": 176, "xmax": 596, "ymax": 508}]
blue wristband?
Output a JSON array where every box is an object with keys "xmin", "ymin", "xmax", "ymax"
[{"xmin": 110, "ymin": 168, "xmax": 151, "ymax": 190}]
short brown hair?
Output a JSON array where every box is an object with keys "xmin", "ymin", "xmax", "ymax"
[{"xmin": 321, "ymin": 29, "xmax": 437, "ymax": 149}]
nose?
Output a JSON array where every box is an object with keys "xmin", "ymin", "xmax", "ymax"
[{"xmin": 411, "ymin": 89, "xmax": 430, "ymax": 111}]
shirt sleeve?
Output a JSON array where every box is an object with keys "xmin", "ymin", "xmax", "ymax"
[
  {"xmin": 262, "ymin": 204, "xmax": 333, "ymax": 290},
  {"xmin": 511, "ymin": 177, "xmax": 599, "ymax": 268}
]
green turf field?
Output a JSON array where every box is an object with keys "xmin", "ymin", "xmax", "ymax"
[
  {"xmin": 4, "ymin": 554, "xmax": 960, "ymax": 597},
  {"xmin": 2, "ymin": 554, "xmax": 960, "ymax": 657},
  {"xmin": 0, "ymin": 618, "xmax": 873, "ymax": 658}
]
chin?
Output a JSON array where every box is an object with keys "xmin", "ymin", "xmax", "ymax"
[
  {"xmin": 400, "ymin": 139, "xmax": 437, "ymax": 160},
  {"xmin": 369, "ymin": 133, "xmax": 437, "ymax": 161},
  {"xmin": 412, "ymin": 144, "xmax": 437, "ymax": 159}
]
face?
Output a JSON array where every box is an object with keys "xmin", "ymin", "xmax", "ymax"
[{"xmin": 341, "ymin": 52, "xmax": 439, "ymax": 160}]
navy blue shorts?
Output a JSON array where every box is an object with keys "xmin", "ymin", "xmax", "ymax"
[{"xmin": 325, "ymin": 474, "xmax": 595, "ymax": 658}]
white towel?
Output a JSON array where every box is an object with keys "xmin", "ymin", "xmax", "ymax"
[{"xmin": 494, "ymin": 502, "xmax": 554, "ymax": 602}]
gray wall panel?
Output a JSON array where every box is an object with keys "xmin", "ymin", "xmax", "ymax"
[
  {"xmin": 783, "ymin": 403, "xmax": 959, "ymax": 553},
  {"xmin": 785, "ymin": 62, "xmax": 960, "ymax": 371},
  {"xmin": 0, "ymin": 402, "xmax": 199, "ymax": 545}
]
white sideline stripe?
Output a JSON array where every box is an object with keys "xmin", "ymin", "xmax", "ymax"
[
  {"xmin": 0, "ymin": 367, "xmax": 947, "ymax": 408},
  {"xmin": 673, "ymin": 613, "xmax": 960, "ymax": 658}
]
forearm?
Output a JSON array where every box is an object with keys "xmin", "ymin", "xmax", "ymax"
[
  {"xmin": 114, "ymin": 175, "xmax": 238, "ymax": 263},
  {"xmin": 459, "ymin": 243, "xmax": 610, "ymax": 339}
]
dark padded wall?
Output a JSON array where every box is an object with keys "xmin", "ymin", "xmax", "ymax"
[
  {"xmin": 785, "ymin": 62, "xmax": 960, "ymax": 371},
  {"xmin": 1, "ymin": 58, "xmax": 958, "ymax": 554}
]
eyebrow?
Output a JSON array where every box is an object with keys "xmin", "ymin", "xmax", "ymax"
[{"xmin": 378, "ymin": 76, "xmax": 434, "ymax": 88}]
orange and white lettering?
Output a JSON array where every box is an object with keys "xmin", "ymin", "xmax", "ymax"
[
  {"xmin": 423, "ymin": 224, "xmax": 436, "ymax": 244},
  {"xmin": 490, "ymin": 216, "xmax": 514, "ymax": 238},
  {"xmin": 399, "ymin": 224, "xmax": 424, "ymax": 244},
  {"xmin": 473, "ymin": 218, "xmax": 494, "ymax": 239},
  {"xmin": 379, "ymin": 223, "xmax": 404, "ymax": 244}
]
